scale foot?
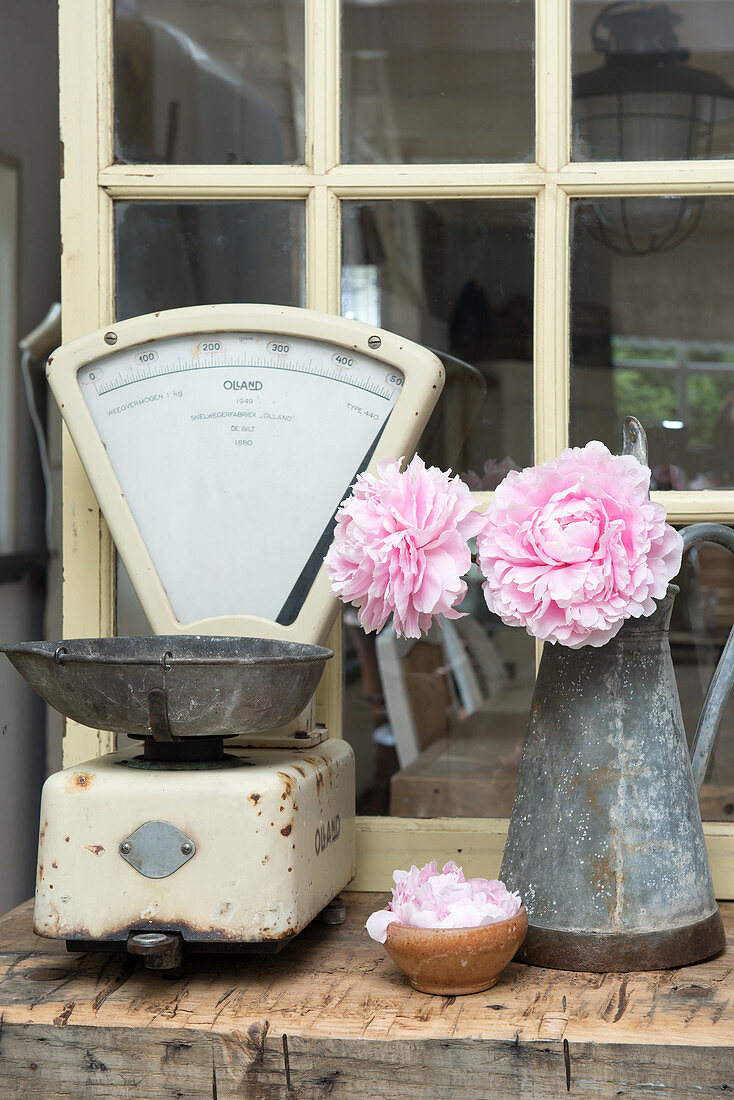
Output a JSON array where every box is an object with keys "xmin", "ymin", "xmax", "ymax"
[
  {"xmin": 320, "ymin": 896, "xmax": 347, "ymax": 925},
  {"xmin": 127, "ymin": 931, "xmax": 184, "ymax": 974}
]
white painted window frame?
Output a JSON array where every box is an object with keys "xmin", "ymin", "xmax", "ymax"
[{"xmin": 59, "ymin": 0, "xmax": 734, "ymax": 894}]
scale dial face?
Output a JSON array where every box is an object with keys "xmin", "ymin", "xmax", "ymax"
[{"xmin": 48, "ymin": 306, "xmax": 444, "ymax": 643}]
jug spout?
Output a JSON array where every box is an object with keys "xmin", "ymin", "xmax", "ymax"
[{"xmin": 681, "ymin": 523, "xmax": 734, "ymax": 793}]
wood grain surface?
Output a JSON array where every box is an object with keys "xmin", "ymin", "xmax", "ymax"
[{"xmin": 0, "ymin": 895, "xmax": 732, "ymax": 1098}]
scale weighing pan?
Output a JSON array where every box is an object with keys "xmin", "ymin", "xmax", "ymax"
[{"xmin": 0, "ymin": 636, "xmax": 332, "ymax": 740}]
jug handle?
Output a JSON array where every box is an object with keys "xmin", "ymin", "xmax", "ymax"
[{"xmin": 680, "ymin": 522, "xmax": 734, "ymax": 794}]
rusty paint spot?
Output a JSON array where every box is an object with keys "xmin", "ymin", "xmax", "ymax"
[
  {"xmin": 38, "ymin": 864, "xmax": 43, "ymax": 880},
  {"xmin": 315, "ymin": 771, "xmax": 324, "ymax": 792},
  {"xmin": 84, "ymin": 845, "xmax": 105, "ymax": 857},
  {"xmin": 294, "ymin": 766, "xmax": 305, "ymax": 778},
  {"xmin": 277, "ymin": 771, "xmax": 295, "ymax": 799},
  {"xmin": 281, "ymin": 824, "xmax": 292, "ymax": 837},
  {"xmin": 287, "ymin": 867, "xmax": 292, "ymax": 872},
  {"xmin": 69, "ymin": 772, "xmax": 93, "ymax": 791},
  {"xmin": 248, "ymin": 793, "xmax": 261, "ymax": 805},
  {"xmin": 64, "ymin": 836, "xmax": 70, "ymax": 843},
  {"xmin": 51, "ymin": 861, "xmax": 57, "ymax": 869},
  {"xmin": 261, "ymin": 855, "xmax": 269, "ymax": 864}
]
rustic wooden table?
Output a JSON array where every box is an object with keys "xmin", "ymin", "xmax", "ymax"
[{"xmin": 0, "ymin": 894, "xmax": 732, "ymax": 1098}]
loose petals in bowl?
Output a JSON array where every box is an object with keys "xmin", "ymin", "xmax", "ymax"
[
  {"xmin": 325, "ymin": 456, "xmax": 486, "ymax": 639},
  {"xmin": 476, "ymin": 441, "xmax": 683, "ymax": 649},
  {"xmin": 366, "ymin": 860, "xmax": 522, "ymax": 943}
]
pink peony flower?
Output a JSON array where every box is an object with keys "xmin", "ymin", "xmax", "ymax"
[
  {"xmin": 325, "ymin": 456, "xmax": 486, "ymax": 639},
  {"xmin": 366, "ymin": 860, "xmax": 522, "ymax": 943},
  {"xmin": 476, "ymin": 441, "xmax": 683, "ymax": 649}
]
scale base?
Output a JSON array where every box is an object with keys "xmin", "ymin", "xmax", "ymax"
[
  {"xmin": 66, "ymin": 896, "xmax": 347, "ymax": 968},
  {"xmin": 35, "ymin": 740, "xmax": 355, "ymax": 952}
]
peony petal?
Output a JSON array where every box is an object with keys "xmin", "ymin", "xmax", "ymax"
[{"xmin": 365, "ymin": 909, "xmax": 398, "ymax": 943}]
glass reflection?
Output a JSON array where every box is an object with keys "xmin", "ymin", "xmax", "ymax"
[
  {"xmin": 115, "ymin": 201, "xmax": 305, "ymax": 319},
  {"xmin": 573, "ymin": 1, "xmax": 734, "ymax": 162},
  {"xmin": 673, "ymin": 534, "xmax": 734, "ymax": 823},
  {"xmin": 114, "ymin": 0, "xmax": 304, "ymax": 164},
  {"xmin": 346, "ymin": 592, "xmax": 536, "ymax": 819},
  {"xmin": 341, "ymin": 198, "xmax": 535, "ymax": 817},
  {"xmin": 342, "ymin": 0, "xmax": 534, "ymax": 164},
  {"xmin": 571, "ymin": 196, "xmax": 734, "ymax": 489},
  {"xmin": 342, "ymin": 200, "xmax": 535, "ymax": 483}
]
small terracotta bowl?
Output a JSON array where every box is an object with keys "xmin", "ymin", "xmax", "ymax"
[{"xmin": 383, "ymin": 906, "xmax": 528, "ymax": 996}]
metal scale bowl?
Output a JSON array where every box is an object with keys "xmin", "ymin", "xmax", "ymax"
[{"xmin": 1, "ymin": 635, "xmax": 333, "ymax": 762}]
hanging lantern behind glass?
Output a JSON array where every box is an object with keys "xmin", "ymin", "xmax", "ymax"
[{"xmin": 574, "ymin": 2, "xmax": 734, "ymax": 254}]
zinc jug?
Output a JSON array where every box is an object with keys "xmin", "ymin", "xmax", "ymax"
[{"xmin": 501, "ymin": 422, "xmax": 734, "ymax": 971}]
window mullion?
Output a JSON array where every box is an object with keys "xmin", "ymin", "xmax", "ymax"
[
  {"xmin": 535, "ymin": 184, "xmax": 570, "ymax": 464},
  {"xmin": 560, "ymin": 161, "xmax": 734, "ymax": 193},
  {"xmin": 309, "ymin": 0, "xmax": 340, "ymax": 173},
  {"xmin": 308, "ymin": 187, "xmax": 340, "ymax": 314},
  {"xmin": 60, "ymin": 0, "xmax": 116, "ymax": 765},
  {"xmin": 536, "ymin": 0, "xmax": 571, "ymax": 171}
]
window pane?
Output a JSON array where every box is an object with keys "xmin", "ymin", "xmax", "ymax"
[
  {"xmin": 342, "ymin": 199, "xmax": 535, "ymax": 480},
  {"xmin": 573, "ymin": 1, "xmax": 734, "ymax": 161},
  {"xmin": 114, "ymin": 0, "xmax": 304, "ymax": 164},
  {"xmin": 115, "ymin": 201, "xmax": 305, "ymax": 319},
  {"xmin": 570, "ymin": 195, "xmax": 734, "ymax": 489},
  {"xmin": 342, "ymin": 0, "xmax": 534, "ymax": 164},
  {"xmin": 342, "ymin": 198, "xmax": 535, "ymax": 817},
  {"xmin": 347, "ymin": 603, "xmax": 536, "ymax": 819}
]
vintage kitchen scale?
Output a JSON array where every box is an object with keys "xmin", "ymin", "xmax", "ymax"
[{"xmin": 2, "ymin": 304, "xmax": 444, "ymax": 969}]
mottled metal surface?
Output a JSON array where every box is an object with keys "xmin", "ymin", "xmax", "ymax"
[
  {"xmin": 516, "ymin": 910, "xmax": 725, "ymax": 973},
  {"xmin": 501, "ymin": 588, "xmax": 723, "ymax": 968},
  {"xmin": 0, "ymin": 636, "xmax": 332, "ymax": 738}
]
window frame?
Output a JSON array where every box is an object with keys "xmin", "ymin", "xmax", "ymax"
[{"xmin": 59, "ymin": 0, "xmax": 734, "ymax": 894}]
